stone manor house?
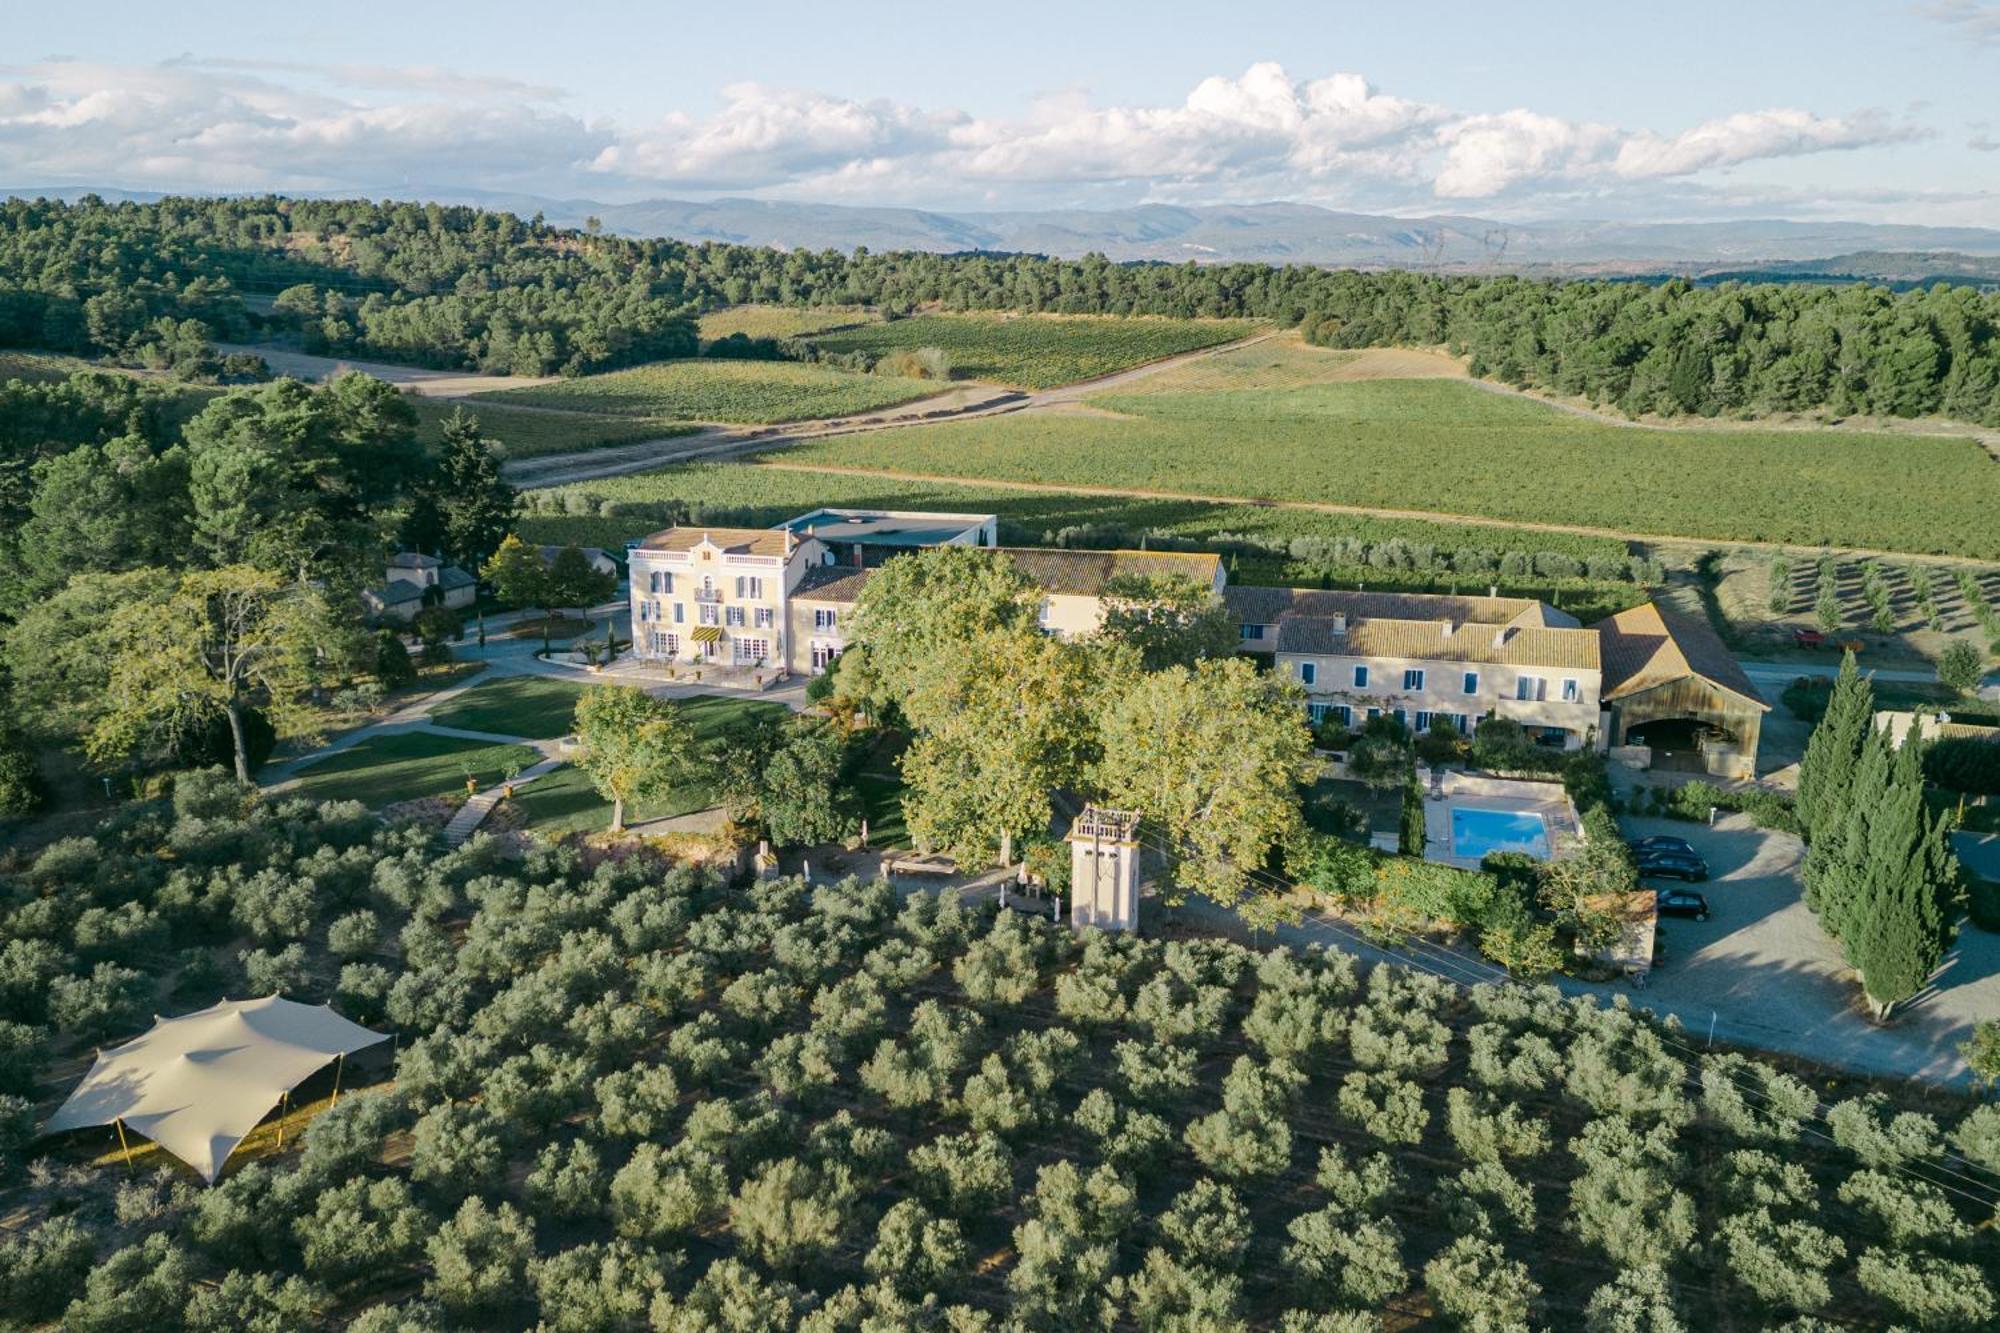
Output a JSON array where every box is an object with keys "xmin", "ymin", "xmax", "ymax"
[{"xmin": 625, "ymin": 507, "xmax": 1765, "ymax": 777}]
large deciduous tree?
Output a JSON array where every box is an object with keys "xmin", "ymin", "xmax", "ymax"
[
  {"xmin": 572, "ymin": 686, "xmax": 699, "ymax": 832},
  {"xmin": 92, "ymin": 566, "xmax": 344, "ymax": 782},
  {"xmin": 899, "ymin": 627, "xmax": 1101, "ymax": 866},
  {"xmin": 1096, "ymin": 572, "xmax": 1236, "ymax": 672},
  {"xmin": 847, "ymin": 546, "xmax": 1039, "ymax": 715},
  {"xmin": 1093, "ymin": 656, "xmax": 1315, "ymax": 908}
]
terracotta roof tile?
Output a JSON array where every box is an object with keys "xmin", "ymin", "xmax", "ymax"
[
  {"xmin": 1276, "ymin": 615, "xmax": 1599, "ymax": 670},
  {"xmin": 793, "ymin": 565, "xmax": 875, "ymax": 603},
  {"xmin": 1593, "ymin": 602, "xmax": 1766, "ymax": 706},
  {"xmin": 635, "ymin": 526, "xmax": 794, "ymax": 558}
]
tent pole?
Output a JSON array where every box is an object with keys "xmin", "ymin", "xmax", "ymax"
[
  {"xmin": 114, "ymin": 1117, "xmax": 133, "ymax": 1171},
  {"xmin": 331, "ymin": 1052, "xmax": 345, "ymax": 1106},
  {"xmin": 276, "ymin": 1092, "xmax": 288, "ymax": 1151}
]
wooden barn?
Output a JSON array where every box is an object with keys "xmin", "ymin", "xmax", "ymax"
[{"xmin": 1594, "ymin": 603, "xmax": 1768, "ymax": 780}]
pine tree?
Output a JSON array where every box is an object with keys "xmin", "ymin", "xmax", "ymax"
[
  {"xmin": 1847, "ymin": 735, "xmax": 1956, "ymax": 1021},
  {"xmin": 1796, "ymin": 650, "xmax": 1871, "ymax": 842},
  {"xmin": 429, "ymin": 410, "xmax": 520, "ymax": 573}
]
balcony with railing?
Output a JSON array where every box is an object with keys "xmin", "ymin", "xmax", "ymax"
[{"xmin": 693, "ymin": 588, "xmax": 722, "ymax": 604}]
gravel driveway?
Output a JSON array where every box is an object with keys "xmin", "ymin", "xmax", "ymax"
[{"xmin": 1601, "ymin": 812, "xmax": 2000, "ymax": 1085}]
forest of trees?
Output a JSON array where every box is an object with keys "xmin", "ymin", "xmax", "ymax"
[
  {"xmin": 3, "ymin": 195, "xmax": 1998, "ymax": 419},
  {"xmin": 1, "ymin": 777, "xmax": 1996, "ymax": 1330}
]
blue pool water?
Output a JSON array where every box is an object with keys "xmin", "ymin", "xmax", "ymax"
[{"xmin": 1451, "ymin": 806, "xmax": 1551, "ymax": 860}]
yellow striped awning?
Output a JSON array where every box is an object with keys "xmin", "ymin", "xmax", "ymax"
[{"xmin": 689, "ymin": 625, "xmax": 725, "ymax": 644}]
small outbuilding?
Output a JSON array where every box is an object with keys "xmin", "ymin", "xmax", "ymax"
[
  {"xmin": 1595, "ymin": 603, "xmax": 1768, "ymax": 780},
  {"xmin": 42, "ymin": 996, "xmax": 389, "ymax": 1183}
]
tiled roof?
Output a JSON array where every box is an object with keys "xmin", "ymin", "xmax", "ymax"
[
  {"xmin": 369, "ymin": 582, "xmax": 424, "ymax": 606},
  {"xmin": 436, "ymin": 566, "xmax": 477, "ymax": 591},
  {"xmin": 388, "ymin": 551, "xmax": 442, "ymax": 570},
  {"xmin": 1276, "ymin": 615, "xmax": 1600, "ymax": 670},
  {"xmin": 793, "ymin": 565, "xmax": 876, "ymax": 603},
  {"xmin": 1593, "ymin": 602, "xmax": 1766, "ymax": 707},
  {"xmin": 1223, "ymin": 585, "xmax": 1577, "ymax": 629},
  {"xmin": 996, "ymin": 548, "xmax": 1223, "ymax": 596},
  {"xmin": 635, "ymin": 527, "xmax": 794, "ymax": 558}
]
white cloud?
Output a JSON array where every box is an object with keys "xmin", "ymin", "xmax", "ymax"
[
  {"xmin": 0, "ymin": 57, "xmax": 1947, "ymax": 218},
  {"xmin": 1917, "ymin": 1, "xmax": 2000, "ymax": 45},
  {"xmin": 1613, "ymin": 108, "xmax": 1926, "ymax": 178}
]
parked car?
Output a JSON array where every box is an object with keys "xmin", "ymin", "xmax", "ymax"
[
  {"xmin": 1636, "ymin": 849, "xmax": 1709, "ymax": 882},
  {"xmin": 1628, "ymin": 835, "xmax": 1698, "ymax": 858},
  {"xmin": 1655, "ymin": 889, "xmax": 1710, "ymax": 921},
  {"xmin": 1792, "ymin": 628, "xmax": 1825, "ymax": 649}
]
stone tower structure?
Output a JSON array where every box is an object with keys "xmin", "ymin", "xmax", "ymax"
[{"xmin": 1066, "ymin": 806, "xmax": 1141, "ymax": 931}]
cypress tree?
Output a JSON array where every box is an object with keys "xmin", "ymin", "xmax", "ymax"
[
  {"xmin": 1847, "ymin": 735, "xmax": 1956, "ymax": 1021},
  {"xmin": 1796, "ymin": 651, "xmax": 1871, "ymax": 842},
  {"xmin": 1398, "ymin": 774, "xmax": 1427, "ymax": 856},
  {"xmin": 1805, "ymin": 722, "xmax": 1889, "ymax": 939}
]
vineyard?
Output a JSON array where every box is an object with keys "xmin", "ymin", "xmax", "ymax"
[
  {"xmin": 482, "ymin": 360, "xmax": 946, "ymax": 424},
  {"xmin": 777, "ymin": 378, "xmax": 2000, "ymax": 559},
  {"xmin": 697, "ymin": 305, "xmax": 878, "ymax": 342},
  {"xmin": 4, "ymin": 791, "xmax": 1996, "ymax": 1330},
  {"xmin": 514, "ymin": 463, "xmax": 1658, "ymax": 617},
  {"xmin": 411, "ymin": 398, "xmax": 694, "ymax": 461},
  {"xmin": 806, "ymin": 313, "xmax": 1263, "ymax": 388}
]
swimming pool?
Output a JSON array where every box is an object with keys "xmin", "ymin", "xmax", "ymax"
[{"xmin": 1450, "ymin": 806, "xmax": 1552, "ymax": 860}]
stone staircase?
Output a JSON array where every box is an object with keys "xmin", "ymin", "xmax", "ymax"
[{"xmin": 441, "ymin": 757, "xmax": 565, "ymax": 847}]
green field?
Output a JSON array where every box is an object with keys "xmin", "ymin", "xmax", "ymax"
[
  {"xmin": 777, "ymin": 378, "xmax": 2000, "ymax": 559},
  {"xmin": 286, "ymin": 731, "xmax": 539, "ymax": 808},
  {"xmin": 806, "ymin": 313, "xmax": 1263, "ymax": 388},
  {"xmin": 517, "ymin": 460, "xmax": 1634, "ymax": 564},
  {"xmin": 510, "ymin": 694, "xmax": 790, "ymax": 834},
  {"xmin": 483, "ymin": 359, "xmax": 943, "ymax": 424},
  {"xmin": 428, "ymin": 675, "xmax": 588, "ymax": 740},
  {"xmin": 698, "ymin": 304, "xmax": 876, "ymax": 342},
  {"xmin": 413, "ymin": 397, "xmax": 693, "ymax": 460}
]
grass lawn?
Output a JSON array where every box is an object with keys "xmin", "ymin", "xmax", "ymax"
[
  {"xmin": 778, "ymin": 377, "xmax": 2000, "ymax": 559},
  {"xmin": 511, "ymin": 694, "xmax": 791, "ymax": 834},
  {"xmin": 412, "ymin": 396, "xmax": 693, "ymax": 461},
  {"xmin": 805, "ymin": 313, "xmax": 1261, "ymax": 389},
  {"xmin": 698, "ymin": 305, "xmax": 877, "ymax": 342},
  {"xmin": 483, "ymin": 359, "xmax": 943, "ymax": 424},
  {"xmin": 287, "ymin": 731, "xmax": 539, "ymax": 809},
  {"xmin": 505, "ymin": 615, "xmax": 597, "ymax": 642},
  {"xmin": 428, "ymin": 675, "xmax": 587, "ymax": 740}
]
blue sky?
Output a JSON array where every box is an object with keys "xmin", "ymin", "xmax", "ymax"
[{"xmin": 4, "ymin": 0, "xmax": 1997, "ymax": 223}]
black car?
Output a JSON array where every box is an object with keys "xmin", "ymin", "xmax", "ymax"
[
  {"xmin": 1635, "ymin": 849, "xmax": 1708, "ymax": 882},
  {"xmin": 1629, "ymin": 835, "xmax": 1698, "ymax": 858},
  {"xmin": 1655, "ymin": 889, "xmax": 1710, "ymax": 921}
]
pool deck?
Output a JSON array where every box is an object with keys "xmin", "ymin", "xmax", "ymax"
[{"xmin": 1419, "ymin": 768, "xmax": 1582, "ymax": 870}]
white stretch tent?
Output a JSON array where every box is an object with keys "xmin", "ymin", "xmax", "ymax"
[{"xmin": 44, "ymin": 996, "xmax": 390, "ymax": 1183}]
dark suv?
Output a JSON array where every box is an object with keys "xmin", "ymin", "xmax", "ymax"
[
  {"xmin": 1635, "ymin": 848, "xmax": 1708, "ymax": 882},
  {"xmin": 1654, "ymin": 889, "xmax": 1710, "ymax": 922}
]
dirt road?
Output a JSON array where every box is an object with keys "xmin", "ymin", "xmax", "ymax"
[
  {"xmin": 501, "ymin": 331, "xmax": 1279, "ymax": 487},
  {"xmin": 216, "ymin": 343, "xmax": 557, "ymax": 396}
]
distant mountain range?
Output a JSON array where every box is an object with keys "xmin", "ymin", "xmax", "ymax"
[{"xmin": 12, "ymin": 184, "xmax": 2000, "ymax": 276}]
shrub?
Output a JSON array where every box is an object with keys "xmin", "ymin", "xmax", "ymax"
[
  {"xmin": 1854, "ymin": 1249, "xmax": 1996, "ymax": 1331},
  {"xmin": 1282, "ymin": 1211, "xmax": 1405, "ymax": 1305},
  {"xmin": 1715, "ymin": 1208, "xmax": 1844, "ymax": 1310},
  {"xmin": 1583, "ymin": 1264, "xmax": 1685, "ymax": 1333},
  {"xmin": 0, "ymin": 1217, "xmax": 94, "ymax": 1326},
  {"xmin": 1335, "ymin": 1070, "xmax": 1428, "ymax": 1145},
  {"xmin": 729, "ymin": 1157, "xmax": 856, "ymax": 1270},
  {"xmin": 866, "ymin": 1200, "xmax": 967, "ymax": 1298},
  {"xmin": 297, "ymin": 1176, "xmax": 432, "ymax": 1285},
  {"xmin": 1424, "ymin": 1235, "xmax": 1538, "ymax": 1331},
  {"xmin": 424, "ymin": 1197, "xmax": 536, "ymax": 1325},
  {"xmin": 530, "ymin": 1240, "xmax": 671, "ymax": 1333},
  {"xmin": 909, "ymin": 1130, "xmax": 1014, "ymax": 1217}
]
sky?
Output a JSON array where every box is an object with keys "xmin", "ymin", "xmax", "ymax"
[{"xmin": 3, "ymin": 0, "xmax": 1998, "ymax": 225}]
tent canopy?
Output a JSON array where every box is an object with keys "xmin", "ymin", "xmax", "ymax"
[{"xmin": 43, "ymin": 996, "xmax": 389, "ymax": 1183}]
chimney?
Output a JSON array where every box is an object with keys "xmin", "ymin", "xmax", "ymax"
[
  {"xmin": 1492, "ymin": 628, "xmax": 1509, "ymax": 650},
  {"xmin": 1441, "ymin": 620, "xmax": 1454, "ymax": 639},
  {"xmin": 1330, "ymin": 612, "xmax": 1347, "ymax": 633}
]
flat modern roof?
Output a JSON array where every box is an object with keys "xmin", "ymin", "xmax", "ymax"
[{"xmin": 779, "ymin": 507, "xmax": 995, "ymax": 547}]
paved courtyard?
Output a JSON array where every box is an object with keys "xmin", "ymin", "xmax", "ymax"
[{"xmin": 1601, "ymin": 812, "xmax": 2000, "ymax": 1086}]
